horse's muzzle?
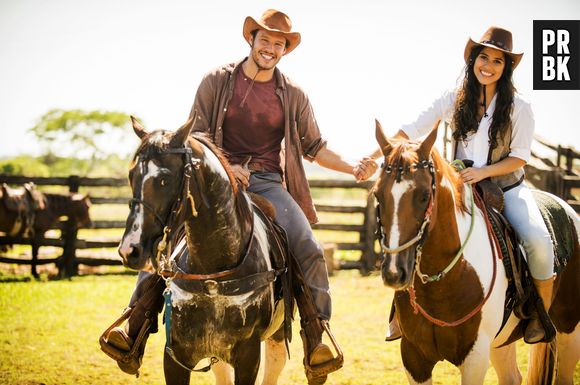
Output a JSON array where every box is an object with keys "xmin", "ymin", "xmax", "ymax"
[
  {"xmin": 118, "ymin": 242, "xmax": 145, "ymax": 270},
  {"xmin": 380, "ymin": 250, "xmax": 415, "ymax": 290}
]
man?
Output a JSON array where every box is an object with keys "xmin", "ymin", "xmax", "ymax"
[{"xmin": 102, "ymin": 9, "xmax": 377, "ymax": 384}]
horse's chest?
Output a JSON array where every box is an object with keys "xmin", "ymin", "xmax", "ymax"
[{"xmin": 170, "ymin": 285, "xmax": 274, "ymax": 358}]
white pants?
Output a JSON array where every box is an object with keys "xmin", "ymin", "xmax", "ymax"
[{"xmin": 503, "ymin": 183, "xmax": 554, "ymax": 280}]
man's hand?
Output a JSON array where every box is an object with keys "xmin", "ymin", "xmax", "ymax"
[
  {"xmin": 354, "ymin": 157, "xmax": 378, "ymax": 181},
  {"xmin": 231, "ymin": 164, "xmax": 250, "ymax": 189}
]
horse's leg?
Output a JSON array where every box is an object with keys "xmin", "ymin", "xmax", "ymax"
[
  {"xmin": 554, "ymin": 328, "xmax": 580, "ymax": 385},
  {"xmin": 401, "ymin": 339, "xmax": 435, "ymax": 385},
  {"xmin": 163, "ymin": 349, "xmax": 191, "ymax": 385},
  {"xmin": 232, "ymin": 338, "xmax": 261, "ymax": 385},
  {"xmin": 490, "ymin": 343, "xmax": 522, "ymax": 385},
  {"xmin": 212, "ymin": 360, "xmax": 234, "ymax": 385},
  {"xmin": 458, "ymin": 335, "xmax": 491, "ymax": 385},
  {"xmin": 261, "ymin": 335, "xmax": 287, "ymax": 385}
]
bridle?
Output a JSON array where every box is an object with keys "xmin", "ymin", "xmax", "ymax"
[
  {"xmin": 375, "ymin": 158, "xmax": 436, "ymax": 262},
  {"xmin": 376, "ymin": 157, "xmax": 494, "ymax": 327},
  {"xmin": 129, "ymin": 145, "xmax": 205, "ymax": 270}
]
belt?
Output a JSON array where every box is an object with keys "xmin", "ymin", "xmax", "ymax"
[{"xmin": 247, "ymin": 162, "xmax": 268, "ymax": 173}]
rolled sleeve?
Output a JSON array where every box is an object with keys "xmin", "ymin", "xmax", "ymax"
[
  {"xmin": 297, "ymin": 94, "xmax": 326, "ymax": 161},
  {"xmin": 509, "ymin": 99, "xmax": 535, "ymax": 163},
  {"xmin": 401, "ymin": 90, "xmax": 456, "ymax": 140}
]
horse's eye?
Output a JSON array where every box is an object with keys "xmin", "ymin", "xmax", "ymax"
[
  {"xmin": 422, "ymin": 192, "xmax": 430, "ymax": 203},
  {"xmin": 160, "ymin": 179, "xmax": 167, "ymax": 187}
]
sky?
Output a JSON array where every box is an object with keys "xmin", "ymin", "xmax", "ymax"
[{"xmin": 1, "ymin": 0, "xmax": 579, "ymax": 162}]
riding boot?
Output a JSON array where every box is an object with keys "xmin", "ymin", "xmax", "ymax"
[
  {"xmin": 384, "ymin": 300, "xmax": 401, "ymax": 341},
  {"xmin": 100, "ymin": 273, "xmax": 166, "ymax": 376},
  {"xmin": 524, "ymin": 277, "xmax": 555, "ymax": 344},
  {"xmin": 291, "ymin": 256, "xmax": 343, "ymax": 385}
]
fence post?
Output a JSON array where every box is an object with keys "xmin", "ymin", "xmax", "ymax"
[
  {"xmin": 58, "ymin": 219, "xmax": 79, "ymax": 278},
  {"xmin": 360, "ymin": 193, "xmax": 378, "ymax": 274},
  {"xmin": 58, "ymin": 175, "xmax": 80, "ymax": 277}
]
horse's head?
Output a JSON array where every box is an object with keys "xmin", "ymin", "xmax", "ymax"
[
  {"xmin": 118, "ymin": 116, "xmax": 204, "ymax": 270},
  {"xmin": 372, "ymin": 120, "xmax": 439, "ymax": 290},
  {"xmin": 69, "ymin": 194, "xmax": 92, "ymax": 228}
]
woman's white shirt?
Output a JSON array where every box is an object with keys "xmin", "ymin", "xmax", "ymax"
[{"xmin": 400, "ymin": 90, "xmax": 535, "ymax": 168}]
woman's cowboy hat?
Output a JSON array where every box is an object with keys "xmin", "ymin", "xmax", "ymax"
[
  {"xmin": 243, "ymin": 9, "xmax": 301, "ymax": 55},
  {"xmin": 464, "ymin": 26, "xmax": 523, "ymax": 69}
]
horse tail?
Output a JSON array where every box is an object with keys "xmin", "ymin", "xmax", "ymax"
[{"xmin": 526, "ymin": 339, "xmax": 557, "ymax": 385}]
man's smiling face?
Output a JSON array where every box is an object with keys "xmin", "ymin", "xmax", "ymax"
[{"xmin": 249, "ymin": 29, "xmax": 287, "ymax": 71}]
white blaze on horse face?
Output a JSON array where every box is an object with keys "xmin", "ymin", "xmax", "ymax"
[
  {"xmin": 386, "ymin": 180, "xmax": 415, "ymax": 273},
  {"xmin": 119, "ymin": 160, "xmax": 162, "ymax": 254}
]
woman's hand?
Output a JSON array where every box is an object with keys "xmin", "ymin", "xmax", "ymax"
[{"xmin": 459, "ymin": 167, "xmax": 488, "ymax": 184}]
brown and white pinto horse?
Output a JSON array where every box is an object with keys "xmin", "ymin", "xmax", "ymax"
[
  {"xmin": 117, "ymin": 117, "xmax": 289, "ymax": 385},
  {"xmin": 373, "ymin": 120, "xmax": 580, "ymax": 385}
]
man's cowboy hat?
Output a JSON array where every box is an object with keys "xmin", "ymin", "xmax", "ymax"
[
  {"xmin": 243, "ymin": 9, "xmax": 301, "ymax": 55},
  {"xmin": 464, "ymin": 26, "xmax": 523, "ymax": 69}
]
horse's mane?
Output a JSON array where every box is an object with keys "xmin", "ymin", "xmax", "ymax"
[
  {"xmin": 130, "ymin": 130, "xmax": 240, "ymax": 195},
  {"xmin": 382, "ymin": 138, "xmax": 467, "ymax": 213}
]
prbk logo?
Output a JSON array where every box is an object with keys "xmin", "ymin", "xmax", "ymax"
[{"xmin": 533, "ymin": 20, "xmax": 580, "ymax": 90}]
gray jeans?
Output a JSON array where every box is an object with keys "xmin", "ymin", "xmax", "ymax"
[{"xmin": 132, "ymin": 172, "xmax": 332, "ymax": 320}]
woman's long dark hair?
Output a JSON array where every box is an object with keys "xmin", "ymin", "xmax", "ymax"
[{"xmin": 452, "ymin": 45, "xmax": 516, "ymax": 150}]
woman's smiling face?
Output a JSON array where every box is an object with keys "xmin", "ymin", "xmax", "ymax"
[{"xmin": 473, "ymin": 46, "xmax": 506, "ymax": 86}]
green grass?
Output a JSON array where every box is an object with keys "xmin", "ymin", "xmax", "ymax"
[{"xmin": 1, "ymin": 270, "xmax": 577, "ymax": 385}]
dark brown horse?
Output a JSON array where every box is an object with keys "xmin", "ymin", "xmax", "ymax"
[
  {"xmin": 373, "ymin": 120, "xmax": 579, "ymax": 385},
  {"xmin": 0, "ymin": 183, "xmax": 92, "ymax": 277},
  {"xmin": 117, "ymin": 117, "xmax": 289, "ymax": 385}
]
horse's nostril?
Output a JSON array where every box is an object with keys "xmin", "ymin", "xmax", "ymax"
[
  {"xmin": 129, "ymin": 244, "xmax": 143, "ymax": 260},
  {"xmin": 399, "ymin": 268, "xmax": 407, "ymax": 285}
]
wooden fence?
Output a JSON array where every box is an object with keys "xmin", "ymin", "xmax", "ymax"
[{"xmin": 0, "ymin": 175, "xmax": 378, "ymax": 277}]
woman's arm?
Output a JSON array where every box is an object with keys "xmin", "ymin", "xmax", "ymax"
[{"xmin": 459, "ymin": 156, "xmax": 526, "ymax": 184}]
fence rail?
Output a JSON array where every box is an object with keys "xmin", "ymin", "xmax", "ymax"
[{"xmin": 0, "ymin": 175, "xmax": 378, "ymax": 277}]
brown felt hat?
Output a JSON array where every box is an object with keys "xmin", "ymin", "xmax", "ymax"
[
  {"xmin": 464, "ymin": 26, "xmax": 523, "ymax": 69},
  {"xmin": 243, "ymin": 9, "xmax": 301, "ymax": 55}
]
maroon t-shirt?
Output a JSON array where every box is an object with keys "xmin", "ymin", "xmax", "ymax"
[{"xmin": 222, "ymin": 69, "xmax": 284, "ymax": 174}]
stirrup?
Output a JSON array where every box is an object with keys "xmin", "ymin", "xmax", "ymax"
[
  {"xmin": 99, "ymin": 307, "xmax": 152, "ymax": 377},
  {"xmin": 301, "ymin": 320, "xmax": 344, "ymax": 383}
]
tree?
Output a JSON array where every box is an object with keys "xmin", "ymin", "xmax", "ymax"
[{"xmin": 30, "ymin": 109, "xmax": 138, "ymax": 160}]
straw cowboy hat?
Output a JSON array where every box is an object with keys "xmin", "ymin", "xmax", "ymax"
[
  {"xmin": 464, "ymin": 26, "xmax": 523, "ymax": 69},
  {"xmin": 243, "ymin": 9, "xmax": 301, "ymax": 55}
]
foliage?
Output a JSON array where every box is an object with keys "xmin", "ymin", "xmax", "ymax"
[
  {"xmin": 0, "ymin": 153, "xmax": 130, "ymax": 178},
  {"xmin": 0, "ymin": 155, "xmax": 50, "ymax": 176},
  {"xmin": 29, "ymin": 109, "xmax": 138, "ymax": 160}
]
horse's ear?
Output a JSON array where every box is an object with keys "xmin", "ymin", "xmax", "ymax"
[
  {"xmin": 131, "ymin": 116, "xmax": 148, "ymax": 139},
  {"xmin": 375, "ymin": 119, "xmax": 392, "ymax": 155},
  {"xmin": 419, "ymin": 120, "xmax": 440, "ymax": 157},
  {"xmin": 83, "ymin": 194, "xmax": 92, "ymax": 207},
  {"xmin": 170, "ymin": 117, "xmax": 194, "ymax": 148}
]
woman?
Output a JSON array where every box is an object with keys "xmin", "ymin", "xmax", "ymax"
[{"xmin": 379, "ymin": 26, "xmax": 555, "ymax": 344}]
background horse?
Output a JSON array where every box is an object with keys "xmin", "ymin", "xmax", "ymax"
[
  {"xmin": 117, "ymin": 117, "xmax": 289, "ymax": 385},
  {"xmin": 373, "ymin": 120, "xmax": 579, "ymax": 385},
  {"xmin": 0, "ymin": 184, "xmax": 92, "ymax": 277}
]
